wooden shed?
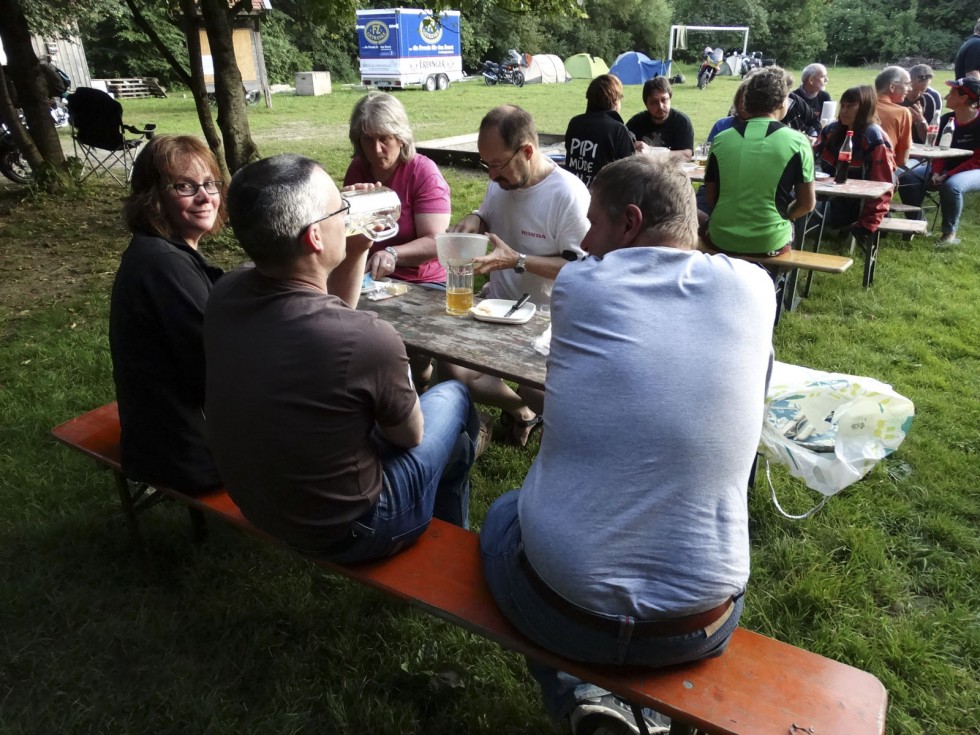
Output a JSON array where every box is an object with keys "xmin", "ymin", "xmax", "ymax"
[
  {"xmin": 198, "ymin": 0, "xmax": 272, "ymax": 95},
  {"xmin": 0, "ymin": 30, "xmax": 92, "ymax": 90}
]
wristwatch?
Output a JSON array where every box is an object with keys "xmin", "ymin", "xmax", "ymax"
[
  {"xmin": 514, "ymin": 252, "xmax": 527, "ymax": 274},
  {"xmin": 384, "ymin": 246, "xmax": 398, "ymax": 262}
]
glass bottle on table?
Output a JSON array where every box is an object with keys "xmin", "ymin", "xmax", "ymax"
[
  {"xmin": 925, "ymin": 110, "xmax": 940, "ymax": 149},
  {"xmin": 834, "ymin": 130, "xmax": 853, "ymax": 185},
  {"xmin": 938, "ymin": 117, "xmax": 955, "ymax": 150}
]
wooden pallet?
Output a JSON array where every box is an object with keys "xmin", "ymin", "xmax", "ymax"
[{"xmin": 93, "ymin": 77, "xmax": 168, "ymax": 99}]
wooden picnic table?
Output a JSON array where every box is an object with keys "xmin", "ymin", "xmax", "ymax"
[
  {"xmin": 358, "ymin": 286, "xmax": 549, "ymax": 390},
  {"xmin": 908, "ymin": 143, "xmax": 973, "ymax": 160}
]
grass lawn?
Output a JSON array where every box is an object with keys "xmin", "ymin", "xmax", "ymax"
[{"xmin": 0, "ymin": 65, "xmax": 977, "ymax": 734}]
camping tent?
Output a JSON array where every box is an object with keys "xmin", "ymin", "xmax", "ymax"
[
  {"xmin": 522, "ymin": 54, "xmax": 570, "ymax": 84},
  {"xmin": 608, "ymin": 51, "xmax": 670, "ymax": 85},
  {"xmin": 564, "ymin": 53, "xmax": 608, "ymax": 79}
]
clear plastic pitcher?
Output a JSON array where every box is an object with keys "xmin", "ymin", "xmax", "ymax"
[
  {"xmin": 435, "ymin": 233, "xmax": 490, "ymax": 267},
  {"xmin": 344, "ymin": 187, "xmax": 401, "ymax": 242}
]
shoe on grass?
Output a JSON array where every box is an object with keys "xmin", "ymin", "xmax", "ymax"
[
  {"xmin": 475, "ymin": 412, "xmax": 494, "ymax": 459},
  {"xmin": 568, "ymin": 694, "xmax": 670, "ymax": 735},
  {"xmin": 936, "ymin": 234, "xmax": 961, "ymax": 248}
]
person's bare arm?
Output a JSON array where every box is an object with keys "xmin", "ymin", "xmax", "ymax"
[
  {"xmin": 367, "ymin": 212, "xmax": 450, "ymax": 279},
  {"xmin": 327, "ymin": 235, "xmax": 373, "ymax": 308},
  {"xmin": 473, "ymin": 233, "xmax": 568, "ymax": 280},
  {"xmin": 787, "ymin": 181, "xmax": 816, "ymax": 221},
  {"xmin": 449, "ymin": 212, "xmax": 488, "ymax": 234},
  {"xmin": 705, "ymin": 181, "xmax": 718, "ymax": 209},
  {"xmin": 377, "ymin": 398, "xmax": 424, "ymax": 447}
]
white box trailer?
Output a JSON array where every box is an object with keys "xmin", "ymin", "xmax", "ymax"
[{"xmin": 356, "ymin": 8, "xmax": 463, "ymax": 92}]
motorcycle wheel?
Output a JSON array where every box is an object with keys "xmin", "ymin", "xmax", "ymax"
[
  {"xmin": 0, "ymin": 148, "xmax": 33, "ymax": 185},
  {"xmin": 697, "ymin": 68, "xmax": 709, "ymax": 90},
  {"xmin": 513, "ymin": 71, "xmax": 525, "ymax": 88},
  {"xmin": 484, "ymin": 75, "xmax": 497, "ymax": 86}
]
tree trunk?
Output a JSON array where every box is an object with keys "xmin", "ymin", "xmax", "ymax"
[
  {"xmin": 199, "ymin": 0, "xmax": 260, "ymax": 173},
  {"xmin": 0, "ymin": 0, "xmax": 68, "ymax": 190},
  {"xmin": 175, "ymin": 0, "xmax": 230, "ymax": 181},
  {"xmin": 126, "ymin": 0, "xmax": 229, "ymax": 182}
]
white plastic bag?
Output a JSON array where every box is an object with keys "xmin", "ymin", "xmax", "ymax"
[{"xmin": 760, "ymin": 362, "xmax": 915, "ymax": 517}]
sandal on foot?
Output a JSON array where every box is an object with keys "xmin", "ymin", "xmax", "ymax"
[{"xmin": 499, "ymin": 412, "xmax": 543, "ymax": 448}]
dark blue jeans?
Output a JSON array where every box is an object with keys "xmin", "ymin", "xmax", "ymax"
[
  {"xmin": 480, "ymin": 490, "xmax": 743, "ymax": 720},
  {"xmin": 326, "ymin": 380, "xmax": 478, "ymax": 564}
]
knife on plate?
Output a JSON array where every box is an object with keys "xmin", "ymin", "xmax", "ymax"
[{"xmin": 503, "ymin": 293, "xmax": 531, "ymax": 318}]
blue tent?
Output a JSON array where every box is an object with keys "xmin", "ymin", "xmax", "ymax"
[{"xmin": 608, "ymin": 51, "xmax": 670, "ymax": 85}]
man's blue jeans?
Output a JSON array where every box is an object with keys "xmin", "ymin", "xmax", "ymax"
[
  {"xmin": 899, "ymin": 164, "xmax": 980, "ymax": 235},
  {"xmin": 480, "ymin": 490, "xmax": 743, "ymax": 720},
  {"xmin": 326, "ymin": 380, "xmax": 478, "ymax": 564}
]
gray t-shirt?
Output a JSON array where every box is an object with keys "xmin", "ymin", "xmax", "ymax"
[{"xmin": 519, "ymin": 247, "xmax": 775, "ymax": 618}]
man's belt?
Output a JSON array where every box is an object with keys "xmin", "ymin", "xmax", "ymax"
[{"xmin": 518, "ymin": 548, "xmax": 734, "ymax": 638}]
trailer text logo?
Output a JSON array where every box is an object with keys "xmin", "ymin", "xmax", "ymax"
[
  {"xmin": 364, "ymin": 21, "xmax": 390, "ymax": 45},
  {"xmin": 419, "ymin": 17, "xmax": 444, "ymax": 44}
]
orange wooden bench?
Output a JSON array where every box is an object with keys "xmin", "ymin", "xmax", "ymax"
[{"xmin": 53, "ymin": 403, "xmax": 888, "ymax": 735}]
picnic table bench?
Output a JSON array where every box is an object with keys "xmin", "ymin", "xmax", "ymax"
[{"xmin": 52, "ymin": 402, "xmax": 888, "ymax": 735}]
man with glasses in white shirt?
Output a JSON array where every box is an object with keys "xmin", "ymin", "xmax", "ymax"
[{"xmin": 443, "ymin": 105, "xmax": 589, "ymax": 447}]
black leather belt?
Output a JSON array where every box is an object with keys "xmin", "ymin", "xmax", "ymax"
[{"xmin": 518, "ymin": 548, "xmax": 734, "ymax": 638}]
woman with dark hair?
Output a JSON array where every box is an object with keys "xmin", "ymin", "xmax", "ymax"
[
  {"xmin": 344, "ymin": 92, "xmax": 449, "ymax": 285},
  {"xmin": 563, "ymin": 74, "xmax": 635, "ymax": 185},
  {"xmin": 813, "ymin": 85, "xmax": 895, "ymax": 243},
  {"xmin": 109, "ymin": 135, "xmax": 226, "ymax": 493}
]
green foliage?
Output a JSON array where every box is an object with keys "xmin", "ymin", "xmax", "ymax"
[
  {"xmin": 254, "ymin": 11, "xmax": 310, "ymax": 85},
  {"xmin": 78, "ymin": 3, "xmax": 187, "ymax": 84},
  {"xmin": 762, "ymin": 0, "xmax": 826, "ymax": 69},
  {"xmin": 824, "ymin": 0, "xmax": 919, "ymax": 66}
]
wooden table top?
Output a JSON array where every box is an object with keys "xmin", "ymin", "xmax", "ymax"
[
  {"xmin": 359, "ymin": 286, "xmax": 549, "ymax": 390},
  {"xmin": 909, "ymin": 143, "xmax": 973, "ymax": 160},
  {"xmin": 684, "ymin": 164, "xmax": 893, "ymax": 200}
]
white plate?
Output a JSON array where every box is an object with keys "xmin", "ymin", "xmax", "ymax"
[
  {"xmin": 469, "ymin": 299, "xmax": 537, "ymax": 324},
  {"xmin": 361, "ymin": 276, "xmax": 391, "ymax": 294},
  {"xmin": 814, "ymin": 171, "xmax": 831, "ymax": 180}
]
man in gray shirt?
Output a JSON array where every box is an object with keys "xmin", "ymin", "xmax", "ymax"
[{"xmin": 480, "ymin": 155, "xmax": 775, "ymax": 735}]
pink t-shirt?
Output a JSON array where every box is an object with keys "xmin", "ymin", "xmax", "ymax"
[{"xmin": 344, "ymin": 154, "xmax": 450, "ymax": 284}]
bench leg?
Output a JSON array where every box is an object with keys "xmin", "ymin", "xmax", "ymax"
[
  {"xmin": 863, "ymin": 233, "xmax": 879, "ymax": 288},
  {"xmin": 188, "ymin": 508, "xmax": 208, "ymax": 543},
  {"xmin": 113, "ymin": 470, "xmax": 145, "ymax": 551}
]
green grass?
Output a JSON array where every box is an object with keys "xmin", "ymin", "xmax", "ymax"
[{"xmin": 1, "ymin": 66, "xmax": 978, "ymax": 734}]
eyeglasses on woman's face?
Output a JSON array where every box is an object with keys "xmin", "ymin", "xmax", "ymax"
[{"xmin": 167, "ymin": 180, "xmax": 223, "ymax": 197}]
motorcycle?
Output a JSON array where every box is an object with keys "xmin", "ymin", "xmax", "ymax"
[
  {"xmin": 739, "ymin": 51, "xmax": 764, "ymax": 78},
  {"xmin": 481, "ymin": 50, "xmax": 526, "ymax": 88},
  {"xmin": 697, "ymin": 47, "xmax": 724, "ymax": 90},
  {"xmin": 0, "ymin": 114, "xmax": 34, "ymax": 185}
]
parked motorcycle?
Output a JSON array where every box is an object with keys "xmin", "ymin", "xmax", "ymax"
[
  {"xmin": 739, "ymin": 51, "xmax": 764, "ymax": 78},
  {"xmin": 0, "ymin": 115, "xmax": 34, "ymax": 185},
  {"xmin": 697, "ymin": 47, "xmax": 724, "ymax": 90},
  {"xmin": 481, "ymin": 50, "xmax": 526, "ymax": 88}
]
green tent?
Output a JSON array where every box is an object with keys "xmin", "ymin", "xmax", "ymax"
[{"xmin": 564, "ymin": 53, "xmax": 609, "ymax": 79}]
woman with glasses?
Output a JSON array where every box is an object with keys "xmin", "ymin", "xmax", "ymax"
[
  {"xmin": 813, "ymin": 85, "xmax": 896, "ymax": 244},
  {"xmin": 109, "ymin": 135, "xmax": 227, "ymax": 494},
  {"xmin": 344, "ymin": 92, "xmax": 450, "ymax": 286}
]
